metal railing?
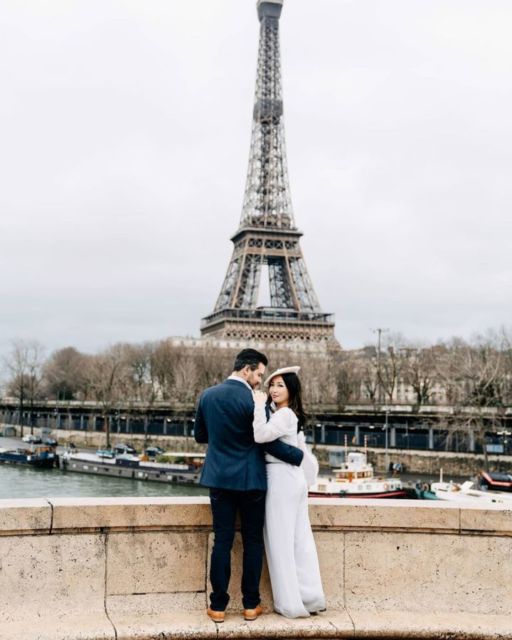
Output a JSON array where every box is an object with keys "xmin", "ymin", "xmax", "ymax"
[{"xmin": 201, "ymin": 307, "xmax": 335, "ymax": 328}]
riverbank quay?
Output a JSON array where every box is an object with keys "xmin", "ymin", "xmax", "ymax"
[
  {"xmin": 0, "ymin": 498, "xmax": 511, "ymax": 640},
  {"xmin": 2, "ymin": 400, "xmax": 511, "ymax": 459},
  {"xmin": 6, "ymin": 425, "xmax": 512, "ymax": 477}
]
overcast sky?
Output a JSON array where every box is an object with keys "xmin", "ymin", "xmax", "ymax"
[{"xmin": 1, "ymin": 0, "xmax": 511, "ymax": 359}]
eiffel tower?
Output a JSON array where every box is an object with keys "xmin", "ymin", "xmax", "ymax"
[{"xmin": 201, "ymin": 0, "xmax": 337, "ymax": 347}]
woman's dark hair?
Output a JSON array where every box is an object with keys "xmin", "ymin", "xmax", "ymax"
[{"xmin": 269, "ymin": 372, "xmax": 307, "ymax": 432}]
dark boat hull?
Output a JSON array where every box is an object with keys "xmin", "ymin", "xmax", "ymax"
[
  {"xmin": 479, "ymin": 471, "xmax": 512, "ymax": 493},
  {"xmin": 0, "ymin": 451, "xmax": 55, "ymax": 469},
  {"xmin": 308, "ymin": 489, "xmax": 409, "ymax": 499},
  {"xmin": 60, "ymin": 456, "xmax": 201, "ymax": 485}
]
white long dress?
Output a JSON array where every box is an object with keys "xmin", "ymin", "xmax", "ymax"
[{"xmin": 253, "ymin": 404, "xmax": 326, "ymax": 618}]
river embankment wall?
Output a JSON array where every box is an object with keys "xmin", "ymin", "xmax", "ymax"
[
  {"xmin": 12, "ymin": 424, "xmax": 512, "ymax": 476},
  {"xmin": 0, "ymin": 497, "xmax": 511, "ymax": 640}
]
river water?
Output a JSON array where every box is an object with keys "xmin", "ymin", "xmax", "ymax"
[
  {"xmin": 0, "ymin": 464, "xmax": 209, "ymax": 499},
  {"xmin": 0, "ymin": 437, "xmax": 446, "ymax": 500},
  {"xmin": 0, "ymin": 437, "xmax": 208, "ymax": 499}
]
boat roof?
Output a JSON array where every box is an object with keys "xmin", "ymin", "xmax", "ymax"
[
  {"xmin": 70, "ymin": 451, "xmax": 205, "ymax": 461},
  {"xmin": 159, "ymin": 452, "xmax": 206, "ymax": 458}
]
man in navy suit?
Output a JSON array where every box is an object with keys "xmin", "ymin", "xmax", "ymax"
[{"xmin": 195, "ymin": 348, "xmax": 303, "ymax": 623}]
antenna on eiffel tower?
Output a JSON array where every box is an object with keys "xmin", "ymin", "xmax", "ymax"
[{"xmin": 201, "ymin": 0, "xmax": 339, "ymax": 349}]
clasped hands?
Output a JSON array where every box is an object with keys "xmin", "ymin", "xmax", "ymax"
[{"xmin": 253, "ymin": 390, "xmax": 267, "ymax": 406}]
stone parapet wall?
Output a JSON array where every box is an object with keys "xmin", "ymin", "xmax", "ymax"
[{"xmin": 0, "ymin": 497, "xmax": 511, "ymax": 639}]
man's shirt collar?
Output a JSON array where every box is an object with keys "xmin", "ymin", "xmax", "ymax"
[{"xmin": 227, "ymin": 374, "xmax": 253, "ymax": 393}]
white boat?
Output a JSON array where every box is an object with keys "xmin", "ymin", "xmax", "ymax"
[
  {"xmin": 430, "ymin": 480, "xmax": 512, "ymax": 505},
  {"xmin": 309, "ymin": 451, "xmax": 407, "ymax": 499}
]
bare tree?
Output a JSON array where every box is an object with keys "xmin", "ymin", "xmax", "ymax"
[
  {"xmin": 194, "ymin": 345, "xmax": 235, "ymax": 392},
  {"xmin": 378, "ymin": 333, "xmax": 407, "ymax": 403},
  {"xmin": 4, "ymin": 340, "xmax": 45, "ymax": 436},
  {"xmin": 500, "ymin": 326, "xmax": 512, "ymax": 404},
  {"xmin": 401, "ymin": 345, "xmax": 438, "ymax": 405},
  {"xmin": 172, "ymin": 347, "xmax": 200, "ymax": 405},
  {"xmin": 299, "ymin": 354, "xmax": 333, "ymax": 407},
  {"xmin": 121, "ymin": 342, "xmax": 161, "ymax": 446},
  {"xmin": 439, "ymin": 334, "xmax": 504, "ymax": 408},
  {"xmin": 151, "ymin": 339, "xmax": 181, "ymax": 401},
  {"xmin": 120, "ymin": 343, "xmax": 156, "ymax": 403},
  {"xmin": 332, "ymin": 351, "xmax": 362, "ymax": 407},
  {"xmin": 43, "ymin": 347, "xmax": 88, "ymax": 400},
  {"xmin": 359, "ymin": 346, "xmax": 379, "ymax": 404},
  {"xmin": 83, "ymin": 344, "xmax": 127, "ymax": 448},
  {"xmin": 435, "ymin": 332, "xmax": 507, "ymax": 467}
]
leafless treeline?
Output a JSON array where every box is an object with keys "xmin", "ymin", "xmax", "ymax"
[{"xmin": 2, "ymin": 328, "xmax": 512, "ymax": 413}]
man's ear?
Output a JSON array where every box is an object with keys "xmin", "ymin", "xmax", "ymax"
[{"xmin": 241, "ymin": 365, "xmax": 251, "ymax": 378}]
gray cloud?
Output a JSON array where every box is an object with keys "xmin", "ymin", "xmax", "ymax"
[{"xmin": 1, "ymin": 0, "xmax": 511, "ymax": 357}]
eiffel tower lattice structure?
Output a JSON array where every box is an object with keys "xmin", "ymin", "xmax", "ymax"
[{"xmin": 201, "ymin": 0, "xmax": 337, "ymax": 347}]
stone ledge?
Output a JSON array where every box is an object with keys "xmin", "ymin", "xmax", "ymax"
[
  {"xmin": 0, "ymin": 498, "xmax": 52, "ymax": 535},
  {"xmin": 49, "ymin": 496, "xmax": 212, "ymax": 532},
  {"xmin": 1, "ymin": 497, "xmax": 511, "ymax": 537},
  {"xmin": 346, "ymin": 609, "xmax": 512, "ymax": 639},
  {"xmin": 309, "ymin": 498, "xmax": 462, "ymax": 533},
  {"xmin": 4, "ymin": 608, "xmax": 510, "ymax": 640},
  {"xmin": 0, "ymin": 613, "xmax": 114, "ymax": 640}
]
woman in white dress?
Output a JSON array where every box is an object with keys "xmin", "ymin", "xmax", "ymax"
[{"xmin": 253, "ymin": 366, "xmax": 326, "ymax": 619}]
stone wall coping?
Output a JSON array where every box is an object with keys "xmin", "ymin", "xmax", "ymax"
[
  {"xmin": 0, "ymin": 498, "xmax": 52, "ymax": 534},
  {"xmin": 1, "ymin": 608, "xmax": 511, "ymax": 640},
  {"xmin": 0, "ymin": 497, "xmax": 511, "ymax": 536}
]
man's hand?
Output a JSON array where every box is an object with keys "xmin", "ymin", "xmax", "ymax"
[{"xmin": 254, "ymin": 390, "xmax": 267, "ymax": 406}]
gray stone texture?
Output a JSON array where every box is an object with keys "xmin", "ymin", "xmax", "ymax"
[{"xmin": 0, "ymin": 497, "xmax": 511, "ymax": 639}]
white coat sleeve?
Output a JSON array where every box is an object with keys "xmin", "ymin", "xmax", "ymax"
[
  {"xmin": 253, "ymin": 405, "xmax": 294, "ymax": 443},
  {"xmin": 297, "ymin": 430, "xmax": 319, "ymax": 487}
]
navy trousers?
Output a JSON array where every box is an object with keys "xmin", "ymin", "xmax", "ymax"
[{"xmin": 209, "ymin": 487, "xmax": 266, "ymax": 611}]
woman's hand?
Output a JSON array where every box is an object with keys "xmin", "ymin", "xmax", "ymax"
[{"xmin": 254, "ymin": 390, "xmax": 267, "ymax": 406}]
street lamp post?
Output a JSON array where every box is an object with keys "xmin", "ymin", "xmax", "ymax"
[
  {"xmin": 384, "ymin": 410, "xmax": 390, "ymax": 473},
  {"xmin": 371, "ymin": 328, "xmax": 389, "ymax": 405}
]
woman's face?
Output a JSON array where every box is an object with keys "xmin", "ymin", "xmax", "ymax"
[{"xmin": 268, "ymin": 375, "xmax": 290, "ymax": 407}]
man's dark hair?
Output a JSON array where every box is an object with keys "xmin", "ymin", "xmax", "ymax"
[{"xmin": 233, "ymin": 348, "xmax": 268, "ymax": 371}]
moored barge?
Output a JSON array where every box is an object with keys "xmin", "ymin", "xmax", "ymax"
[
  {"xmin": 0, "ymin": 446, "xmax": 56, "ymax": 469},
  {"xmin": 59, "ymin": 451, "xmax": 204, "ymax": 485}
]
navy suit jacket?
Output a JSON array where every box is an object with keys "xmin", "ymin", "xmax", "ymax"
[{"xmin": 194, "ymin": 379, "xmax": 303, "ymax": 491}]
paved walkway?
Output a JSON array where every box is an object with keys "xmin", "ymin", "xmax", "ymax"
[{"xmin": 102, "ymin": 607, "xmax": 512, "ymax": 640}]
